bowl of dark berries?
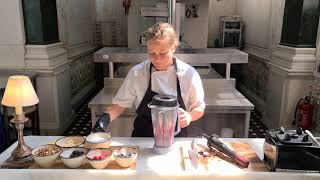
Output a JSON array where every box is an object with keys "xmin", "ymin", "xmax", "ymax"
[
  {"xmin": 60, "ymin": 148, "xmax": 87, "ymax": 168},
  {"xmin": 113, "ymin": 147, "xmax": 138, "ymax": 168},
  {"xmin": 86, "ymin": 148, "xmax": 113, "ymax": 169}
]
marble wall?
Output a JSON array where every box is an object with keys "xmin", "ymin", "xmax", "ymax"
[
  {"xmin": 0, "ymin": 0, "xmax": 25, "ymax": 68},
  {"xmin": 207, "ymin": 0, "xmax": 236, "ymax": 47},
  {"xmin": 57, "ymin": 0, "xmax": 96, "ymax": 56},
  {"xmin": 57, "ymin": 0, "xmax": 97, "ymax": 110},
  {"xmin": 235, "ymin": 0, "xmax": 273, "ymax": 115},
  {"xmin": 95, "ymin": 0, "xmax": 128, "ymax": 47}
]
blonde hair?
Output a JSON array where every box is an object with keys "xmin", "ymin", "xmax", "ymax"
[{"xmin": 144, "ymin": 22, "xmax": 179, "ymax": 48}]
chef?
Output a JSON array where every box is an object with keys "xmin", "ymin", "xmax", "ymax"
[{"xmin": 93, "ymin": 22, "xmax": 205, "ymax": 137}]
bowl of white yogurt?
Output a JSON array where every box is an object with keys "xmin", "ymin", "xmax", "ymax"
[{"xmin": 85, "ymin": 132, "xmax": 112, "ymax": 149}]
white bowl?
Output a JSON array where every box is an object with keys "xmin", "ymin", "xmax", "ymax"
[
  {"xmin": 60, "ymin": 148, "xmax": 87, "ymax": 168},
  {"xmin": 85, "ymin": 132, "xmax": 112, "ymax": 149},
  {"xmin": 55, "ymin": 136, "xmax": 85, "ymax": 148},
  {"xmin": 87, "ymin": 148, "xmax": 112, "ymax": 169},
  {"xmin": 32, "ymin": 144, "xmax": 61, "ymax": 168},
  {"xmin": 113, "ymin": 147, "xmax": 138, "ymax": 168}
]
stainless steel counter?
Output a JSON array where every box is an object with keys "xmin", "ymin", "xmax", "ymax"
[
  {"xmin": 93, "ymin": 47, "xmax": 248, "ymax": 78},
  {"xmin": 94, "ymin": 47, "xmax": 248, "ymax": 64}
]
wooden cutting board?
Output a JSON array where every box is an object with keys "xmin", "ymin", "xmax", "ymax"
[{"xmin": 181, "ymin": 142, "xmax": 268, "ymax": 172}]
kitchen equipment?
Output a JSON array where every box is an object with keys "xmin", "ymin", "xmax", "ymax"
[
  {"xmin": 203, "ymin": 133, "xmax": 249, "ymax": 168},
  {"xmin": 181, "ymin": 141, "xmax": 267, "ymax": 172},
  {"xmin": 263, "ymin": 127, "xmax": 320, "ymax": 172},
  {"xmin": 148, "ymin": 94, "xmax": 180, "ymax": 154},
  {"xmin": 305, "ymin": 130, "xmax": 320, "ymax": 146},
  {"xmin": 188, "ymin": 139, "xmax": 199, "ymax": 169}
]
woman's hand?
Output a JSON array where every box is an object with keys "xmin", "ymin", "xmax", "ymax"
[{"xmin": 178, "ymin": 108, "xmax": 192, "ymax": 128}]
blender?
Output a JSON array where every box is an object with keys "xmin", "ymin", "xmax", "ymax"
[{"xmin": 148, "ymin": 94, "xmax": 180, "ymax": 154}]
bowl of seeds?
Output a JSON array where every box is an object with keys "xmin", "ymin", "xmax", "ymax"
[
  {"xmin": 55, "ymin": 136, "xmax": 85, "ymax": 148},
  {"xmin": 32, "ymin": 144, "xmax": 61, "ymax": 168}
]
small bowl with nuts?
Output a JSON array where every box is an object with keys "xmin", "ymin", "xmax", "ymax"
[{"xmin": 31, "ymin": 144, "xmax": 61, "ymax": 168}]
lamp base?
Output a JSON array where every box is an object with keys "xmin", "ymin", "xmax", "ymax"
[
  {"xmin": 11, "ymin": 143, "xmax": 32, "ymax": 161},
  {"xmin": 9, "ymin": 116, "xmax": 33, "ymax": 164},
  {"xmin": 1, "ymin": 155, "xmax": 33, "ymax": 168}
]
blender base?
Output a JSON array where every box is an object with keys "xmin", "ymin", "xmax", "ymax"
[{"xmin": 153, "ymin": 145, "xmax": 172, "ymax": 154}]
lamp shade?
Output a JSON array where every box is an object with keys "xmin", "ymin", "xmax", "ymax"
[{"xmin": 1, "ymin": 75, "xmax": 39, "ymax": 107}]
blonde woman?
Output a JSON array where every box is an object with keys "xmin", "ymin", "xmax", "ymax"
[{"xmin": 93, "ymin": 22, "xmax": 205, "ymax": 137}]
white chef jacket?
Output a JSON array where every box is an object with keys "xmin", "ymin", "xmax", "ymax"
[{"xmin": 112, "ymin": 58, "xmax": 205, "ymax": 112}]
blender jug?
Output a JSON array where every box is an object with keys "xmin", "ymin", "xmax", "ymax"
[{"xmin": 148, "ymin": 94, "xmax": 180, "ymax": 154}]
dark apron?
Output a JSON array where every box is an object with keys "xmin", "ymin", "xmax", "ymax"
[{"xmin": 132, "ymin": 59, "xmax": 188, "ymax": 137}]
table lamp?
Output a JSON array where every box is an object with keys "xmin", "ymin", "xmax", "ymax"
[{"xmin": 1, "ymin": 75, "xmax": 39, "ymax": 162}]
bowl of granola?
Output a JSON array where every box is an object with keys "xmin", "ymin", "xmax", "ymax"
[
  {"xmin": 55, "ymin": 136, "xmax": 85, "ymax": 148},
  {"xmin": 32, "ymin": 144, "xmax": 61, "ymax": 168}
]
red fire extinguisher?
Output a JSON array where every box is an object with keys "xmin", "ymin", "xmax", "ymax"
[
  {"xmin": 293, "ymin": 95, "xmax": 314, "ymax": 130},
  {"xmin": 122, "ymin": 0, "xmax": 131, "ymax": 15}
]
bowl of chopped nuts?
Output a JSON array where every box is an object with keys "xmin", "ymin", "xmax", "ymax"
[
  {"xmin": 32, "ymin": 144, "xmax": 61, "ymax": 168},
  {"xmin": 55, "ymin": 136, "xmax": 85, "ymax": 148},
  {"xmin": 113, "ymin": 147, "xmax": 138, "ymax": 168},
  {"xmin": 86, "ymin": 148, "xmax": 112, "ymax": 169},
  {"xmin": 60, "ymin": 147, "xmax": 87, "ymax": 168}
]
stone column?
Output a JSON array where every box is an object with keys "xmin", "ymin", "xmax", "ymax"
[
  {"xmin": 265, "ymin": 0, "xmax": 319, "ymax": 129},
  {"xmin": 22, "ymin": 0, "xmax": 60, "ymax": 44},
  {"xmin": 0, "ymin": 0, "xmax": 26, "ymax": 69},
  {"xmin": 22, "ymin": 0, "xmax": 72, "ymax": 135}
]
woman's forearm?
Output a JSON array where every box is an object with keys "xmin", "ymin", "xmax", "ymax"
[
  {"xmin": 190, "ymin": 107, "xmax": 205, "ymax": 122},
  {"xmin": 105, "ymin": 104, "xmax": 126, "ymax": 121}
]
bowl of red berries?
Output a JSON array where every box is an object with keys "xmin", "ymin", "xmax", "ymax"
[{"xmin": 86, "ymin": 148, "xmax": 112, "ymax": 169}]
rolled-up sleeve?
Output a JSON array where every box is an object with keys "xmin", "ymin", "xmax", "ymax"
[
  {"xmin": 187, "ymin": 71, "xmax": 205, "ymax": 112},
  {"xmin": 112, "ymin": 69, "xmax": 136, "ymax": 108}
]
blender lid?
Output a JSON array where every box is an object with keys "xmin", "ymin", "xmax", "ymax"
[{"xmin": 151, "ymin": 94, "xmax": 178, "ymax": 107}]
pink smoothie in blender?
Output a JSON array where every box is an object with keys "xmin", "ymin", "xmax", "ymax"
[{"xmin": 148, "ymin": 94, "xmax": 180, "ymax": 154}]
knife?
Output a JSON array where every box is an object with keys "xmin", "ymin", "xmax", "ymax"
[
  {"xmin": 188, "ymin": 139, "xmax": 199, "ymax": 169},
  {"xmin": 305, "ymin": 130, "xmax": 320, "ymax": 146},
  {"xmin": 203, "ymin": 133, "xmax": 249, "ymax": 168}
]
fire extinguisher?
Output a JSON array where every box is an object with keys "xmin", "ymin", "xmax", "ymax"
[
  {"xmin": 293, "ymin": 95, "xmax": 314, "ymax": 130},
  {"xmin": 122, "ymin": 0, "xmax": 131, "ymax": 15}
]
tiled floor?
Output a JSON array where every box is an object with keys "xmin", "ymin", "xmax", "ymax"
[{"xmin": 63, "ymin": 90, "xmax": 269, "ymax": 138}]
